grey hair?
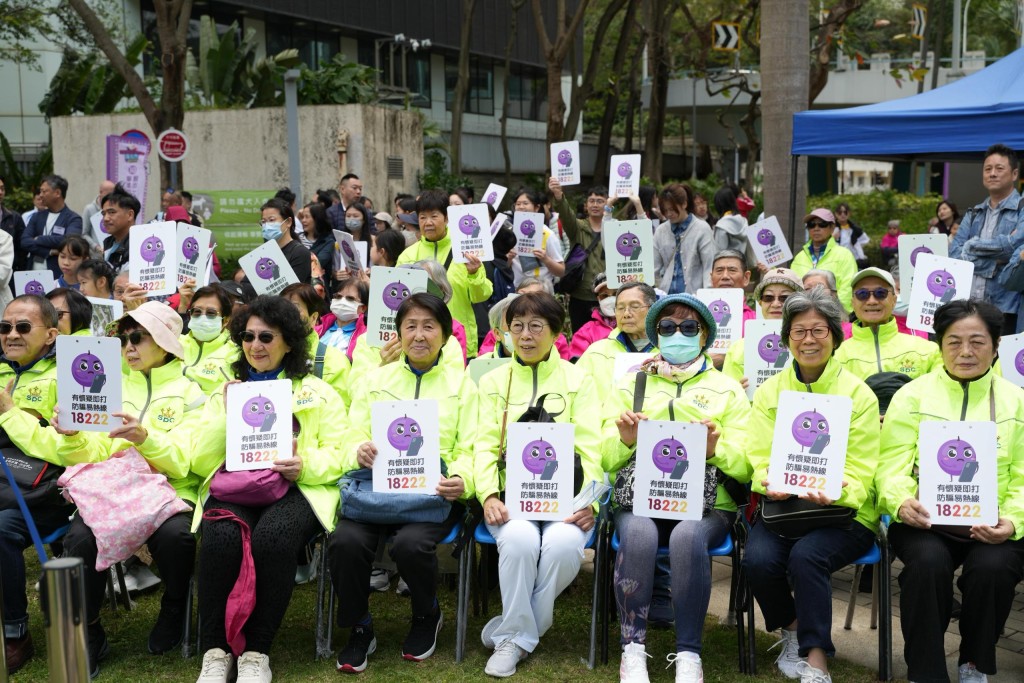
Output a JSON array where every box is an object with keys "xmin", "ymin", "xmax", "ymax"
[
  {"xmin": 488, "ymin": 293, "xmax": 520, "ymax": 332},
  {"xmin": 405, "ymin": 260, "xmax": 453, "ymax": 303},
  {"xmin": 802, "ymin": 269, "xmax": 838, "ymax": 293},
  {"xmin": 616, "ymin": 282, "xmax": 657, "ymax": 307},
  {"xmin": 712, "ymin": 249, "xmax": 746, "ymax": 266},
  {"xmin": 517, "ymin": 276, "xmax": 554, "ymax": 295},
  {"xmin": 781, "ymin": 288, "xmax": 846, "ymax": 353},
  {"xmin": 887, "ymin": 219, "xmax": 900, "ymax": 229}
]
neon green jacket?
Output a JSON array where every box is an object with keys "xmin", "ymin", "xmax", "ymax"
[
  {"xmin": 749, "ymin": 357, "xmax": 880, "ymax": 531},
  {"xmin": 0, "ymin": 351, "xmax": 96, "ymax": 467},
  {"xmin": 575, "ymin": 329, "xmax": 656, "ymax": 406},
  {"xmin": 601, "ymin": 356, "xmax": 752, "ymax": 512},
  {"xmin": 56, "ymin": 359, "xmax": 207, "ymax": 504},
  {"xmin": 341, "ymin": 352, "xmax": 477, "ymax": 501},
  {"xmin": 877, "ymin": 369, "xmax": 1024, "ymax": 539},
  {"xmin": 189, "ymin": 374, "xmax": 348, "ymax": 532},
  {"xmin": 722, "ymin": 337, "xmax": 746, "ymax": 383},
  {"xmin": 305, "ymin": 331, "xmax": 351, "ymax": 411},
  {"xmin": 396, "ymin": 230, "xmax": 493, "ymax": 358},
  {"xmin": 474, "ymin": 350, "xmax": 604, "ymax": 507},
  {"xmin": 180, "ymin": 330, "xmax": 236, "ymax": 395},
  {"xmin": 790, "ymin": 237, "xmax": 858, "ymax": 313},
  {"xmin": 834, "ymin": 318, "xmax": 941, "ymax": 381},
  {"xmin": 349, "ymin": 333, "xmax": 464, "ymax": 385}
]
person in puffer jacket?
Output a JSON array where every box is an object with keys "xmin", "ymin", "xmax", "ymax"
[{"xmin": 711, "ymin": 187, "xmax": 752, "ymax": 268}]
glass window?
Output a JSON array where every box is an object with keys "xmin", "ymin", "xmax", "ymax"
[
  {"xmin": 445, "ymin": 56, "xmax": 494, "ymax": 116},
  {"xmin": 508, "ymin": 64, "xmax": 547, "ymax": 122}
]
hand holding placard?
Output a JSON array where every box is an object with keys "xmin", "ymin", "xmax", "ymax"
[{"xmin": 56, "ymin": 336, "xmax": 123, "ymax": 432}]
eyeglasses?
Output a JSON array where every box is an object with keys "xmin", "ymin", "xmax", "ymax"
[
  {"xmin": 614, "ymin": 303, "xmax": 649, "ymax": 314},
  {"xmin": 0, "ymin": 321, "xmax": 43, "ymax": 335},
  {"xmin": 789, "ymin": 326, "xmax": 831, "ymax": 341},
  {"xmin": 806, "ymin": 221, "xmax": 831, "ymax": 229},
  {"xmin": 188, "ymin": 308, "xmax": 221, "ymax": 319},
  {"xmin": 760, "ymin": 294, "xmax": 790, "ymax": 304},
  {"xmin": 657, "ymin": 319, "xmax": 701, "ymax": 337},
  {"xmin": 509, "ymin": 320, "xmax": 548, "ymax": 335},
  {"xmin": 118, "ymin": 330, "xmax": 151, "ymax": 347},
  {"xmin": 241, "ymin": 330, "xmax": 278, "ymax": 344},
  {"xmin": 586, "ymin": 198, "xmax": 607, "ymax": 205},
  {"xmin": 854, "ymin": 287, "xmax": 892, "ymax": 302}
]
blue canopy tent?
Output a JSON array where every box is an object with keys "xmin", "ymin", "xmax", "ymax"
[{"xmin": 787, "ymin": 47, "xmax": 1024, "ymax": 225}]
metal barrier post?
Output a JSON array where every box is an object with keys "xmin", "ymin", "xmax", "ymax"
[
  {"xmin": 0, "ymin": 564, "xmax": 8, "ymax": 683},
  {"xmin": 42, "ymin": 557, "xmax": 89, "ymax": 682}
]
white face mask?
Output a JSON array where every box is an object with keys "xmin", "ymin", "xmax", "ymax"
[
  {"xmin": 190, "ymin": 316, "xmax": 223, "ymax": 342},
  {"xmin": 599, "ymin": 297, "xmax": 617, "ymax": 318},
  {"xmin": 502, "ymin": 331, "xmax": 515, "ymax": 353},
  {"xmin": 331, "ymin": 298, "xmax": 361, "ymax": 323}
]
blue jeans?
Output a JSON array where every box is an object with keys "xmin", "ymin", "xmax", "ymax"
[
  {"xmin": 0, "ymin": 507, "xmax": 69, "ymax": 638},
  {"xmin": 743, "ymin": 519, "xmax": 875, "ymax": 657},
  {"xmin": 614, "ymin": 509, "xmax": 733, "ymax": 653}
]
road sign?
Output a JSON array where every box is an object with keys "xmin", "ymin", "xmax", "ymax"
[
  {"xmin": 157, "ymin": 128, "xmax": 189, "ymax": 163},
  {"xmin": 911, "ymin": 4, "xmax": 927, "ymax": 40},
  {"xmin": 712, "ymin": 21, "xmax": 740, "ymax": 51}
]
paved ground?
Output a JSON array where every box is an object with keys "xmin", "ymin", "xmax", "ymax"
[{"xmin": 705, "ymin": 556, "xmax": 1024, "ymax": 682}]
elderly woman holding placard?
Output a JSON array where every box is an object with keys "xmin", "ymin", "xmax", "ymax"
[
  {"xmin": 474, "ymin": 291, "xmax": 604, "ymax": 678},
  {"xmin": 603, "ymin": 293, "xmax": 751, "ymax": 683},
  {"xmin": 189, "ymin": 295, "xmax": 347, "ymax": 683},
  {"xmin": 329, "ymin": 293, "xmax": 477, "ymax": 673},
  {"xmin": 877, "ymin": 299, "xmax": 1024, "ymax": 683},
  {"xmin": 742, "ymin": 287, "xmax": 879, "ymax": 683}
]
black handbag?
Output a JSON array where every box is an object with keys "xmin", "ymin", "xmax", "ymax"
[
  {"xmin": 758, "ymin": 497, "xmax": 853, "ymax": 539},
  {"xmin": 0, "ymin": 425, "xmax": 67, "ymax": 514},
  {"xmin": 554, "ymin": 233, "xmax": 601, "ymax": 294}
]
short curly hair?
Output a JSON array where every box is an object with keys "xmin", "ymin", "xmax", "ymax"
[{"xmin": 229, "ymin": 295, "xmax": 310, "ymax": 380}]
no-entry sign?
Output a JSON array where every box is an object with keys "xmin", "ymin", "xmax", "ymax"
[{"xmin": 157, "ymin": 128, "xmax": 189, "ymax": 162}]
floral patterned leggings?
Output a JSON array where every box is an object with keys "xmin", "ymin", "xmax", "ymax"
[{"xmin": 614, "ymin": 509, "xmax": 733, "ymax": 653}]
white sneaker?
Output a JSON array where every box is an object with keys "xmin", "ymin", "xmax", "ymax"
[
  {"xmin": 667, "ymin": 651, "xmax": 703, "ymax": 683},
  {"xmin": 485, "ymin": 639, "xmax": 527, "ymax": 678},
  {"xmin": 127, "ymin": 563, "xmax": 162, "ymax": 592},
  {"xmin": 619, "ymin": 642, "xmax": 651, "ymax": 683},
  {"xmin": 768, "ymin": 629, "xmax": 804, "ymax": 679},
  {"xmin": 196, "ymin": 648, "xmax": 235, "ymax": 683},
  {"xmin": 796, "ymin": 661, "xmax": 832, "ymax": 683},
  {"xmin": 396, "ymin": 576, "xmax": 410, "ymax": 596},
  {"xmin": 235, "ymin": 651, "xmax": 272, "ymax": 683},
  {"xmin": 369, "ymin": 568, "xmax": 390, "ymax": 592},
  {"xmin": 958, "ymin": 663, "xmax": 988, "ymax": 683},
  {"xmin": 481, "ymin": 615, "xmax": 502, "ymax": 649}
]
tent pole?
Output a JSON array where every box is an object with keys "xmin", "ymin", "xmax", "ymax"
[{"xmin": 789, "ymin": 155, "xmax": 799, "ymax": 236}]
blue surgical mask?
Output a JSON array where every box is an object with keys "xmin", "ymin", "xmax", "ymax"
[
  {"xmin": 658, "ymin": 332, "xmax": 701, "ymax": 365},
  {"xmin": 345, "ymin": 218, "xmax": 363, "ymax": 231},
  {"xmin": 261, "ymin": 223, "xmax": 283, "ymax": 241}
]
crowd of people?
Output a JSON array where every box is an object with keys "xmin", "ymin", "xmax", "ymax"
[{"xmin": 0, "ymin": 143, "xmax": 1022, "ymax": 683}]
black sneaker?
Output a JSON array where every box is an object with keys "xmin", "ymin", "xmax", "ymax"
[
  {"xmin": 87, "ymin": 621, "xmax": 110, "ymax": 679},
  {"xmin": 402, "ymin": 609, "xmax": 443, "ymax": 661},
  {"xmin": 147, "ymin": 600, "xmax": 185, "ymax": 654},
  {"xmin": 336, "ymin": 624, "xmax": 376, "ymax": 673}
]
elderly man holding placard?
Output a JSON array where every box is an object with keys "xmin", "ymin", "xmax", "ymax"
[
  {"xmin": 743, "ymin": 288, "xmax": 879, "ymax": 683},
  {"xmin": 877, "ymin": 299, "xmax": 1024, "ymax": 683},
  {"xmin": 834, "ymin": 267, "xmax": 941, "ymax": 381}
]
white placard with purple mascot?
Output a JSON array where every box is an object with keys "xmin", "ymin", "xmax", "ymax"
[
  {"xmin": 767, "ymin": 391, "xmax": 852, "ymax": 500},
  {"xmin": 917, "ymin": 420, "xmax": 998, "ymax": 527},
  {"xmin": 505, "ymin": 422, "xmax": 575, "ymax": 521},
  {"xmin": 224, "ymin": 379, "xmax": 293, "ymax": 472},
  {"xmin": 371, "ymin": 400, "xmax": 442, "ymax": 495},
  {"xmin": 633, "ymin": 421, "xmax": 708, "ymax": 521}
]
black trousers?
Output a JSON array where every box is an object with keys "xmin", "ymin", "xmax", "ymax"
[
  {"xmin": 569, "ymin": 296, "xmax": 597, "ymax": 333},
  {"xmin": 198, "ymin": 488, "xmax": 321, "ymax": 655},
  {"xmin": 889, "ymin": 523, "xmax": 1024, "ymax": 683},
  {"xmin": 328, "ymin": 505, "xmax": 461, "ymax": 627},
  {"xmin": 64, "ymin": 510, "xmax": 195, "ymax": 624}
]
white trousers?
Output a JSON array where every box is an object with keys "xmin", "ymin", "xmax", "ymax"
[{"xmin": 485, "ymin": 519, "xmax": 591, "ymax": 652}]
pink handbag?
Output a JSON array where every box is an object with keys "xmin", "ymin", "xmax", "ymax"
[
  {"xmin": 57, "ymin": 447, "xmax": 191, "ymax": 571},
  {"xmin": 209, "ymin": 467, "xmax": 290, "ymax": 507}
]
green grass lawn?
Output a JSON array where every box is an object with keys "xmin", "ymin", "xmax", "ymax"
[{"xmin": 15, "ymin": 552, "xmax": 884, "ymax": 682}]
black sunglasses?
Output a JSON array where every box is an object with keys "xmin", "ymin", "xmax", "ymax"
[
  {"xmin": 241, "ymin": 330, "xmax": 278, "ymax": 344},
  {"xmin": 806, "ymin": 220, "xmax": 831, "ymax": 229},
  {"xmin": 657, "ymin": 319, "xmax": 701, "ymax": 337},
  {"xmin": 0, "ymin": 321, "xmax": 40, "ymax": 335},
  {"xmin": 118, "ymin": 330, "xmax": 151, "ymax": 347},
  {"xmin": 854, "ymin": 287, "xmax": 892, "ymax": 302}
]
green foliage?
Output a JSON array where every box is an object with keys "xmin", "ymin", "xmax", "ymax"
[
  {"xmin": 418, "ymin": 150, "xmax": 474, "ymax": 194},
  {"xmin": 39, "ymin": 34, "xmax": 148, "ymax": 120},
  {"xmin": 297, "ymin": 54, "xmax": 377, "ymax": 106},
  {"xmin": 0, "ymin": 132, "xmax": 52, "ymax": 210},
  {"xmin": 185, "ymin": 15, "xmax": 301, "ymax": 109}
]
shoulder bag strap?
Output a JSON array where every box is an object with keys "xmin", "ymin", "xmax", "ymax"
[
  {"xmin": 990, "ymin": 383, "xmax": 996, "ymax": 422},
  {"xmin": 632, "ymin": 371, "xmax": 647, "ymax": 413},
  {"xmin": 443, "ymin": 248, "xmax": 454, "ymax": 271},
  {"xmin": 313, "ymin": 341, "xmax": 327, "ymax": 379},
  {"xmin": 497, "ymin": 367, "xmax": 515, "ymax": 462},
  {"xmin": 0, "ymin": 452, "xmax": 47, "ymax": 563}
]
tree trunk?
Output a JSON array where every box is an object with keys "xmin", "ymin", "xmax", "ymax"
[
  {"xmin": 642, "ymin": 0, "xmax": 672, "ymax": 184},
  {"xmin": 564, "ymin": 0, "xmax": 627, "ymax": 140},
  {"xmin": 808, "ymin": 0, "xmax": 864, "ymax": 105},
  {"xmin": 593, "ymin": 0, "xmax": 641, "ymax": 186},
  {"xmin": 761, "ymin": 0, "xmax": 808, "ymax": 249},
  {"xmin": 500, "ymin": 1, "xmax": 525, "ymax": 188},
  {"xmin": 450, "ymin": 0, "xmax": 478, "ymax": 176},
  {"xmin": 531, "ymin": 0, "xmax": 592, "ymax": 147},
  {"xmin": 740, "ymin": 91, "xmax": 761, "ymax": 191}
]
